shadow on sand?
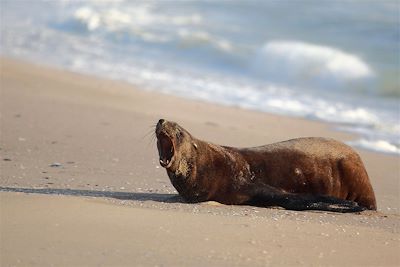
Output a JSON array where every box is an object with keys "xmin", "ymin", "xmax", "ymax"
[{"xmin": 0, "ymin": 186, "xmax": 183, "ymax": 203}]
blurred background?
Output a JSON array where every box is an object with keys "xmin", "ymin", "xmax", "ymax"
[{"xmin": 1, "ymin": 0, "xmax": 399, "ymax": 154}]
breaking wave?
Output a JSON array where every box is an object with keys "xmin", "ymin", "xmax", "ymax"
[{"xmin": 252, "ymin": 41, "xmax": 374, "ymax": 91}]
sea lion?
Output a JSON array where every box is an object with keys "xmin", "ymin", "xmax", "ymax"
[{"xmin": 155, "ymin": 119, "xmax": 376, "ymax": 213}]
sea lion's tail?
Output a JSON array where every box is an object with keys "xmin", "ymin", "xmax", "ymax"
[{"xmin": 246, "ymin": 186, "xmax": 367, "ymax": 213}]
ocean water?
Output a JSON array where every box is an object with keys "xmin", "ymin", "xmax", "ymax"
[{"xmin": 1, "ymin": 0, "xmax": 399, "ymax": 155}]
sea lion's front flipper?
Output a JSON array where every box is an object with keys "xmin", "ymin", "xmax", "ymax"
[{"xmin": 246, "ymin": 185, "xmax": 366, "ymax": 213}]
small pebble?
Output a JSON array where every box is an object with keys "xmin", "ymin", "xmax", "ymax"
[
  {"xmin": 49, "ymin": 163, "xmax": 62, "ymax": 167},
  {"xmin": 3, "ymin": 158, "xmax": 11, "ymax": 161}
]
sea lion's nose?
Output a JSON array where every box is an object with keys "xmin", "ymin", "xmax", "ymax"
[{"xmin": 158, "ymin": 119, "xmax": 165, "ymax": 126}]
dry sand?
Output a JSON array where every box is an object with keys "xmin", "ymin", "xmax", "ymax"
[{"xmin": 1, "ymin": 58, "xmax": 399, "ymax": 266}]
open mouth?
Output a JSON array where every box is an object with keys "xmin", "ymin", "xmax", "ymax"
[{"xmin": 157, "ymin": 132, "xmax": 174, "ymax": 168}]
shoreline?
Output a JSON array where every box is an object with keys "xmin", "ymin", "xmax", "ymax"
[
  {"xmin": 3, "ymin": 55, "xmax": 399, "ymax": 156},
  {"xmin": 1, "ymin": 57, "xmax": 399, "ymax": 266}
]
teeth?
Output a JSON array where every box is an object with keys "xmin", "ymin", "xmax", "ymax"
[{"xmin": 159, "ymin": 159, "xmax": 170, "ymax": 167}]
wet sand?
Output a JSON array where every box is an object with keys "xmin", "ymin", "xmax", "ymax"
[{"xmin": 1, "ymin": 58, "xmax": 399, "ymax": 266}]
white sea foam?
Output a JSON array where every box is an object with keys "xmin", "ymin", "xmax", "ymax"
[
  {"xmin": 315, "ymin": 107, "xmax": 378, "ymax": 126},
  {"xmin": 73, "ymin": 4, "xmax": 202, "ymax": 33},
  {"xmin": 71, "ymin": 3, "xmax": 237, "ymax": 53},
  {"xmin": 348, "ymin": 139, "xmax": 400, "ymax": 155}
]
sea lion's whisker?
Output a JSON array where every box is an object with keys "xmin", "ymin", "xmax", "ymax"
[
  {"xmin": 145, "ymin": 132, "xmax": 157, "ymax": 148},
  {"xmin": 141, "ymin": 128, "xmax": 155, "ymax": 140}
]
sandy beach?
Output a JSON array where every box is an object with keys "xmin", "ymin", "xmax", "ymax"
[{"xmin": 1, "ymin": 58, "xmax": 399, "ymax": 266}]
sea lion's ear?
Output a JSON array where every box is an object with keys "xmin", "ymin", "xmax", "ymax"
[{"xmin": 193, "ymin": 143, "xmax": 198, "ymax": 149}]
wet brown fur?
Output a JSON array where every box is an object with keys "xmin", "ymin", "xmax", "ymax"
[{"xmin": 156, "ymin": 119, "xmax": 377, "ymax": 211}]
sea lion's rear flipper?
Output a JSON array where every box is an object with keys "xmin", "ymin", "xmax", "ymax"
[
  {"xmin": 277, "ymin": 194, "xmax": 367, "ymax": 213},
  {"xmin": 246, "ymin": 186, "xmax": 366, "ymax": 213}
]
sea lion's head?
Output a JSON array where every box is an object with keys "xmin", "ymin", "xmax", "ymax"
[{"xmin": 155, "ymin": 119, "xmax": 196, "ymax": 170}]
